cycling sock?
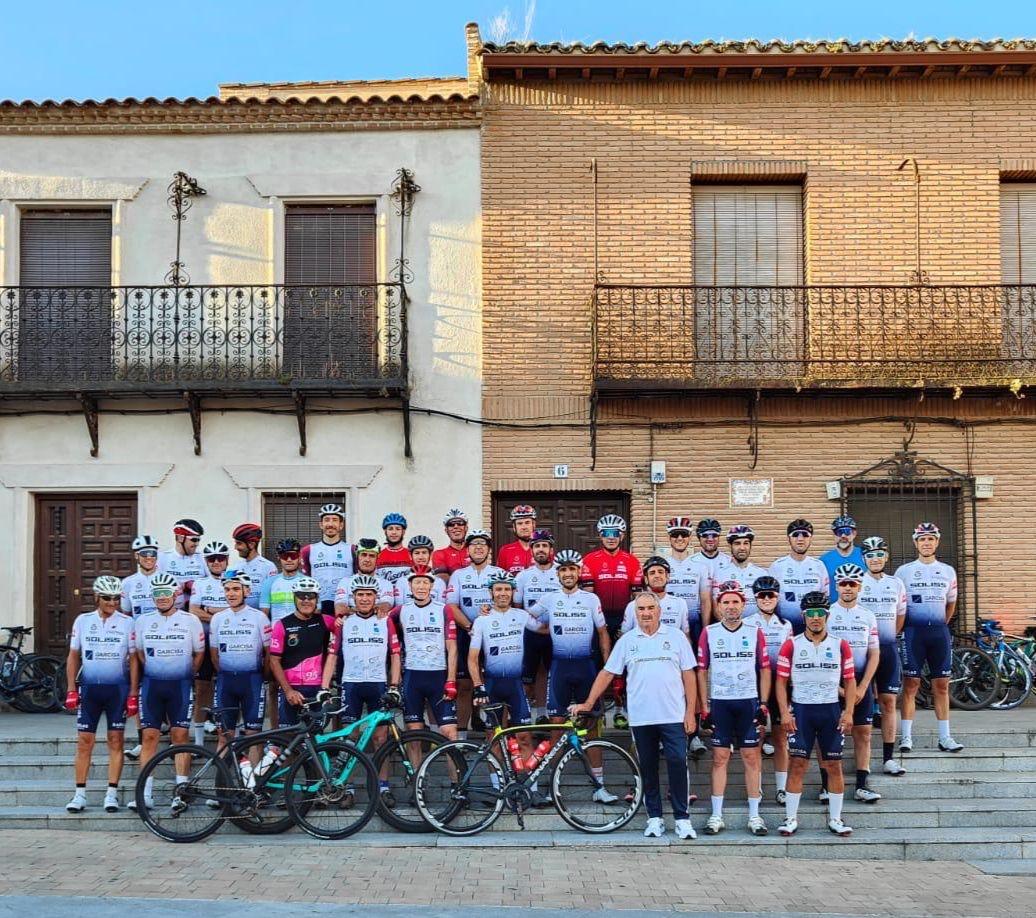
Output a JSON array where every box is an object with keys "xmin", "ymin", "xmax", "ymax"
[
  {"xmin": 785, "ymin": 791, "xmax": 801, "ymax": 820},
  {"xmin": 775, "ymin": 771, "xmax": 787, "ymax": 792},
  {"xmin": 937, "ymin": 719, "xmax": 951, "ymax": 742},
  {"xmin": 883, "ymin": 741, "xmax": 895, "ymax": 761},
  {"xmin": 820, "ymin": 770, "xmax": 829, "ymax": 791},
  {"xmin": 144, "ymin": 777, "xmax": 154, "ymax": 796},
  {"xmin": 828, "ymin": 791, "xmax": 844, "ymax": 821},
  {"xmin": 193, "ymin": 724, "xmax": 205, "ymax": 745},
  {"xmin": 710, "ymin": 795, "xmax": 723, "ymax": 818},
  {"xmin": 75, "ymin": 783, "xmax": 86, "ymax": 789},
  {"xmin": 108, "ymin": 782, "xmax": 118, "ymax": 790},
  {"xmin": 590, "ymin": 767, "xmax": 604, "ymax": 783},
  {"xmin": 747, "ymin": 796, "xmax": 760, "ymax": 818},
  {"xmin": 900, "ymin": 719, "xmax": 913, "ymax": 741},
  {"xmin": 175, "ymin": 775, "xmax": 188, "ymax": 785},
  {"xmin": 855, "ymin": 769, "xmax": 869, "ymax": 791}
]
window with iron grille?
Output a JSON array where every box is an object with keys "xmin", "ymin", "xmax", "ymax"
[
  {"xmin": 1000, "ymin": 183, "xmax": 1036, "ymax": 357},
  {"xmin": 261, "ymin": 492, "xmax": 347, "ymax": 563}
]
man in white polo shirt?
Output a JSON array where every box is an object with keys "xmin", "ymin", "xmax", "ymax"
[{"xmin": 572, "ymin": 591, "xmax": 698, "ymax": 841}]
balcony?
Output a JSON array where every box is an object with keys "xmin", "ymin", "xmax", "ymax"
[
  {"xmin": 0, "ymin": 284, "xmax": 406, "ymax": 398},
  {"xmin": 593, "ymin": 284, "xmax": 1036, "ymax": 392}
]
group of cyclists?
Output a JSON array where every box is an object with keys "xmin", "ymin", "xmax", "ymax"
[{"xmin": 63, "ymin": 502, "xmax": 963, "ymax": 840}]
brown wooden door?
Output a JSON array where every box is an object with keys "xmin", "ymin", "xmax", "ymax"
[
  {"xmin": 34, "ymin": 493, "xmax": 137, "ymax": 657},
  {"xmin": 492, "ymin": 492, "xmax": 631, "ymax": 557}
]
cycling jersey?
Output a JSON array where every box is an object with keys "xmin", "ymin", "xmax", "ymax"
[
  {"xmin": 665, "ymin": 555, "xmax": 708, "ymax": 619},
  {"xmin": 532, "ymin": 589, "xmax": 606, "ymax": 660},
  {"xmin": 894, "ymin": 559, "xmax": 958, "ymax": 627},
  {"xmin": 470, "ymin": 608, "xmax": 531, "ymax": 680},
  {"xmin": 514, "ymin": 565, "xmax": 560, "ymax": 610},
  {"xmin": 697, "ymin": 621, "xmax": 767, "ymax": 701},
  {"xmin": 768, "ymin": 555, "xmax": 830, "ymax": 632},
  {"xmin": 431, "ymin": 545, "xmax": 469, "ymax": 577},
  {"xmin": 158, "ymin": 550, "xmax": 207, "ymax": 607},
  {"xmin": 70, "ymin": 611, "xmax": 135, "ymax": 685},
  {"xmin": 191, "ymin": 575, "xmax": 228, "ymax": 631},
  {"xmin": 120, "ymin": 571, "xmax": 158, "ymax": 618},
  {"xmin": 210, "ymin": 606, "xmax": 271, "ymax": 674},
  {"xmin": 375, "ymin": 546, "xmax": 413, "ymax": 584},
  {"xmin": 690, "ymin": 550, "xmax": 735, "ymax": 585},
  {"xmin": 496, "ymin": 541, "xmax": 533, "ymax": 577},
  {"xmin": 398, "ymin": 601, "xmax": 456, "ymax": 671},
  {"xmin": 445, "ymin": 563, "xmax": 507, "ymax": 625},
  {"xmin": 714, "ymin": 562, "xmax": 769, "ymax": 617},
  {"xmin": 620, "ymin": 593, "xmax": 690, "ymax": 637},
  {"xmin": 858, "ymin": 572, "xmax": 907, "ymax": 644},
  {"xmin": 260, "ymin": 571, "xmax": 304, "ymax": 623},
  {"xmin": 269, "ymin": 613, "xmax": 337, "ymax": 687},
  {"xmin": 391, "ymin": 576, "xmax": 444, "ymax": 608},
  {"xmin": 238, "ymin": 555, "xmax": 277, "ymax": 609},
  {"xmin": 336, "ymin": 572, "xmax": 394, "ymax": 608},
  {"xmin": 827, "ymin": 603, "xmax": 880, "ymax": 676},
  {"xmin": 604, "ymin": 623, "xmax": 697, "ymax": 727},
  {"xmin": 339, "ymin": 612, "xmax": 401, "ymax": 683},
  {"xmin": 742, "ymin": 611, "xmax": 793, "ymax": 670},
  {"xmin": 136, "ymin": 611, "xmax": 205, "ymax": 680},
  {"xmin": 820, "ymin": 546, "xmax": 867, "ymax": 600},
  {"xmin": 776, "ymin": 633, "xmax": 855, "ymax": 704},
  {"xmin": 581, "ymin": 549, "xmax": 642, "ymax": 619},
  {"xmin": 301, "ymin": 540, "xmax": 355, "ymax": 603}
]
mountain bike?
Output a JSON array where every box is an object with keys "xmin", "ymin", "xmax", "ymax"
[
  {"xmin": 413, "ymin": 703, "xmax": 642, "ymax": 836},
  {"xmin": 0, "ymin": 625, "xmax": 65, "ymax": 713},
  {"xmin": 975, "ymin": 619, "xmax": 1033, "ymax": 710}
]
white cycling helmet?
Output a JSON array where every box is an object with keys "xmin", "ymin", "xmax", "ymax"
[
  {"xmin": 291, "ymin": 576, "xmax": 321, "ymax": 596},
  {"xmin": 597, "ymin": 514, "xmax": 627, "ymax": 534},
  {"xmin": 93, "ymin": 575, "xmax": 123, "ymax": 597},
  {"xmin": 554, "ymin": 549, "xmax": 584, "ymax": 569},
  {"xmin": 319, "ymin": 503, "xmax": 345, "ymax": 521},
  {"xmin": 349, "ymin": 574, "xmax": 381, "ymax": 594},
  {"xmin": 202, "ymin": 540, "xmax": 230, "ymax": 558},
  {"xmin": 132, "ymin": 534, "xmax": 160, "ymax": 552},
  {"xmin": 150, "ymin": 572, "xmax": 178, "ymax": 594},
  {"xmin": 443, "ymin": 508, "xmax": 468, "ymax": 526},
  {"xmin": 833, "ymin": 563, "xmax": 865, "ymax": 584},
  {"xmin": 222, "ymin": 569, "xmax": 252, "ymax": 588},
  {"xmin": 465, "ymin": 528, "xmax": 492, "ymax": 546}
]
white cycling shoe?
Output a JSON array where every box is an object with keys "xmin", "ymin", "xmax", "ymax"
[
  {"xmin": 124, "ymin": 744, "xmax": 143, "ymax": 761},
  {"xmin": 643, "ymin": 817, "xmax": 665, "ymax": 838},
  {"xmin": 828, "ymin": 817, "xmax": 853, "ymax": 836},
  {"xmin": 674, "ymin": 818, "xmax": 696, "ymax": 840},
  {"xmin": 777, "ymin": 817, "xmax": 798, "ymax": 837},
  {"xmin": 65, "ymin": 792, "xmax": 87, "ymax": 813},
  {"xmin": 899, "ymin": 736, "xmax": 913, "ymax": 753},
  {"xmin": 817, "ymin": 788, "xmax": 830, "ymax": 803},
  {"xmin": 127, "ymin": 795, "xmax": 154, "ymax": 812},
  {"xmin": 103, "ymin": 790, "xmax": 120, "ymax": 813},
  {"xmin": 854, "ymin": 786, "xmax": 882, "ymax": 804},
  {"xmin": 592, "ymin": 785, "xmax": 619, "ymax": 804},
  {"xmin": 703, "ymin": 815, "xmax": 725, "ymax": 835},
  {"xmin": 761, "ymin": 741, "xmax": 775, "ymax": 757},
  {"xmin": 883, "ymin": 759, "xmax": 906, "ymax": 776},
  {"xmin": 938, "ymin": 737, "xmax": 964, "ymax": 753},
  {"xmin": 747, "ymin": 815, "xmax": 768, "ymax": 836}
]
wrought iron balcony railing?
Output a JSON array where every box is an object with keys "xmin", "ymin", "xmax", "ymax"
[
  {"xmin": 0, "ymin": 284, "xmax": 406, "ymax": 395},
  {"xmin": 593, "ymin": 284, "xmax": 1036, "ymax": 389}
]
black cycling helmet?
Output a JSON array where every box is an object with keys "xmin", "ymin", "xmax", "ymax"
[
  {"xmin": 642, "ymin": 555, "xmax": 671, "ymax": 575},
  {"xmin": 275, "ymin": 537, "xmax": 301, "ymax": 555},
  {"xmin": 787, "ymin": 518, "xmax": 814, "ymax": 536},
  {"xmin": 407, "ymin": 535, "xmax": 434, "ymax": 551},
  {"xmin": 752, "ymin": 575, "xmax": 781, "ymax": 595},
  {"xmin": 696, "ymin": 518, "xmax": 722, "ymax": 537},
  {"xmin": 800, "ymin": 590, "xmax": 830, "ymax": 613},
  {"xmin": 173, "ymin": 518, "xmax": 204, "ymax": 537}
]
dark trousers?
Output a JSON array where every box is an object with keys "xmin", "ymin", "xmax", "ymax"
[{"xmin": 631, "ymin": 722, "xmax": 689, "ymax": 819}]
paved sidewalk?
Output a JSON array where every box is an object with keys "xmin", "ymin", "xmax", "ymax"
[{"xmin": 0, "ymin": 830, "xmax": 1034, "ymax": 916}]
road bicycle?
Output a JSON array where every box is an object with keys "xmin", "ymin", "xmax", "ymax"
[
  {"xmin": 0, "ymin": 625, "xmax": 65, "ymax": 713},
  {"xmin": 975, "ymin": 619, "xmax": 1033, "ymax": 710},
  {"xmin": 914, "ymin": 639, "xmax": 999, "ymax": 711},
  {"xmin": 414, "ymin": 703, "xmax": 643, "ymax": 836}
]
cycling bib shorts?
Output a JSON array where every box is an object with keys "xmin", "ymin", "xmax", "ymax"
[
  {"xmin": 521, "ymin": 629, "xmax": 553, "ymax": 686},
  {"xmin": 141, "ymin": 677, "xmax": 194, "ymax": 730},
  {"xmin": 876, "ymin": 643, "xmax": 903, "ymax": 695},
  {"xmin": 788, "ymin": 701, "xmax": 845, "ymax": 761},
  {"xmin": 845, "ymin": 682, "xmax": 875, "ymax": 726},
  {"xmin": 76, "ymin": 683, "xmax": 130, "ymax": 734},
  {"xmin": 709, "ymin": 697, "xmax": 760, "ymax": 749},
  {"xmin": 484, "ymin": 675, "xmax": 532, "ymax": 726},
  {"xmin": 546, "ymin": 658, "xmax": 596, "ymax": 719},
  {"xmin": 214, "ymin": 671, "xmax": 266, "ymax": 732},
  {"xmin": 902, "ymin": 623, "xmax": 952, "ymax": 679},
  {"xmin": 401, "ymin": 669, "xmax": 457, "ymax": 726},
  {"xmin": 278, "ymin": 684, "xmax": 321, "ymax": 727},
  {"xmin": 341, "ymin": 680, "xmax": 386, "ymax": 724}
]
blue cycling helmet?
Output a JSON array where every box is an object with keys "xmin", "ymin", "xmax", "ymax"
[{"xmin": 382, "ymin": 513, "xmax": 408, "ymax": 529}]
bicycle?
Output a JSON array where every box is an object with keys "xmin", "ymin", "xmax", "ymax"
[
  {"xmin": 413, "ymin": 703, "xmax": 643, "ymax": 836},
  {"xmin": 0, "ymin": 625, "xmax": 65, "ymax": 713},
  {"xmin": 914, "ymin": 640, "xmax": 999, "ymax": 711},
  {"xmin": 135, "ymin": 695, "xmax": 378, "ymax": 843},
  {"xmin": 975, "ymin": 620, "xmax": 1033, "ymax": 710}
]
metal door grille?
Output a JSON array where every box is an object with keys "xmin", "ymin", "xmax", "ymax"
[{"xmin": 261, "ymin": 491, "xmax": 347, "ymax": 563}]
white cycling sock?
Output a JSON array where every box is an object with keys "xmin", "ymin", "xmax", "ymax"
[
  {"xmin": 193, "ymin": 724, "xmax": 205, "ymax": 745},
  {"xmin": 785, "ymin": 791, "xmax": 801, "ymax": 821},
  {"xmin": 144, "ymin": 776, "xmax": 154, "ymax": 796},
  {"xmin": 775, "ymin": 771, "xmax": 788, "ymax": 792},
  {"xmin": 711, "ymin": 795, "xmax": 723, "ymax": 818},
  {"xmin": 591, "ymin": 767, "xmax": 604, "ymax": 783},
  {"xmin": 900, "ymin": 719, "xmax": 913, "ymax": 740},
  {"xmin": 937, "ymin": 719, "xmax": 951, "ymax": 742},
  {"xmin": 829, "ymin": 791, "xmax": 844, "ymax": 821},
  {"xmin": 747, "ymin": 796, "xmax": 760, "ymax": 818},
  {"xmin": 175, "ymin": 775, "xmax": 188, "ymax": 785}
]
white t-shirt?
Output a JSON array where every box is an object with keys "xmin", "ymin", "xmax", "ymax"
[{"xmin": 605, "ymin": 624, "xmax": 696, "ymax": 726}]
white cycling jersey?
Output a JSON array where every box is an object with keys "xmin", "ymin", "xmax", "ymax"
[
  {"xmin": 768, "ymin": 555, "xmax": 830, "ymax": 629},
  {"xmin": 715, "ymin": 562, "xmax": 770, "ymax": 617},
  {"xmin": 445, "ymin": 563, "xmax": 506, "ymax": 626},
  {"xmin": 690, "ymin": 551, "xmax": 735, "ymax": 586},
  {"xmin": 121, "ymin": 571, "xmax": 158, "ymax": 618},
  {"xmin": 339, "ymin": 613, "xmax": 400, "ymax": 683},
  {"xmin": 514, "ymin": 565, "xmax": 560, "ymax": 611},
  {"xmin": 70, "ymin": 611, "xmax": 136, "ymax": 685},
  {"xmin": 858, "ymin": 572, "xmax": 907, "ymax": 644},
  {"xmin": 158, "ymin": 550, "xmax": 207, "ymax": 608},
  {"xmin": 894, "ymin": 559, "xmax": 957, "ymax": 628},
  {"xmin": 398, "ymin": 601, "xmax": 455, "ymax": 671},
  {"xmin": 210, "ymin": 606, "xmax": 271, "ymax": 674},
  {"xmin": 471, "ymin": 608, "xmax": 531, "ymax": 680},
  {"xmin": 665, "ymin": 555, "xmax": 708, "ymax": 618},
  {"xmin": 136, "ymin": 611, "xmax": 205, "ymax": 680},
  {"xmin": 827, "ymin": 603, "xmax": 880, "ymax": 675},
  {"xmin": 191, "ymin": 575, "xmax": 228, "ymax": 633},
  {"xmin": 742, "ymin": 611, "xmax": 793, "ymax": 669},
  {"xmin": 777, "ymin": 633, "xmax": 855, "ymax": 705},
  {"xmin": 531, "ymin": 589, "xmax": 606, "ymax": 660},
  {"xmin": 698, "ymin": 621, "xmax": 766, "ymax": 701},
  {"xmin": 305, "ymin": 540, "xmax": 354, "ymax": 603},
  {"xmin": 620, "ymin": 593, "xmax": 690, "ymax": 637},
  {"xmin": 238, "ymin": 556, "xmax": 276, "ymax": 609},
  {"xmin": 391, "ymin": 576, "xmax": 445, "ymax": 608}
]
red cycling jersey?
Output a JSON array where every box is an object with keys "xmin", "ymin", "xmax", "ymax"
[
  {"xmin": 431, "ymin": 545, "xmax": 469, "ymax": 576},
  {"xmin": 581, "ymin": 548, "xmax": 643, "ymax": 618},
  {"xmin": 496, "ymin": 541, "xmax": 533, "ymax": 577}
]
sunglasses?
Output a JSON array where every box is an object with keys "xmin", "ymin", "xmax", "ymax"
[
  {"xmin": 600, "ymin": 530, "xmax": 622, "ymax": 538},
  {"xmin": 754, "ymin": 591, "xmax": 777, "ymax": 599},
  {"xmin": 834, "ymin": 528, "xmax": 855, "ymax": 537},
  {"xmin": 206, "ymin": 555, "xmax": 229, "ymax": 563},
  {"xmin": 670, "ymin": 532, "xmax": 691, "ymax": 538},
  {"xmin": 151, "ymin": 589, "xmax": 175, "ymax": 599},
  {"xmin": 184, "ymin": 536, "xmax": 201, "ymax": 543},
  {"xmin": 97, "ymin": 594, "xmax": 121, "ymax": 602},
  {"xmin": 864, "ymin": 551, "xmax": 887, "ymax": 559},
  {"xmin": 136, "ymin": 550, "xmax": 158, "ymax": 558},
  {"xmin": 295, "ymin": 593, "xmax": 318, "ymax": 601},
  {"xmin": 838, "ymin": 579, "xmax": 861, "ymax": 587},
  {"xmin": 278, "ymin": 551, "xmax": 300, "ymax": 561},
  {"xmin": 789, "ymin": 530, "xmax": 811, "ymax": 538},
  {"xmin": 445, "ymin": 521, "xmax": 466, "ymax": 527},
  {"xmin": 803, "ymin": 608, "xmax": 828, "ymax": 618}
]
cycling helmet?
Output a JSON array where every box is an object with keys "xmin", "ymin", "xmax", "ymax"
[
  {"xmin": 861, "ymin": 536, "xmax": 889, "ymax": 553},
  {"xmin": 92, "ymin": 575, "xmax": 123, "ymax": 596},
  {"xmin": 465, "ymin": 528, "xmax": 492, "ymax": 546},
  {"xmin": 382, "ymin": 513, "xmax": 408, "ymax": 529},
  {"xmin": 833, "ymin": 563, "xmax": 865, "ymax": 584},
  {"xmin": 407, "ymin": 565, "xmax": 436, "ymax": 582},
  {"xmin": 150, "ymin": 572, "xmax": 178, "ymax": 594},
  {"xmin": 349, "ymin": 574, "xmax": 381, "ymax": 594},
  {"xmin": 173, "ymin": 518, "xmax": 204, "ymax": 537},
  {"xmin": 202, "ymin": 540, "xmax": 230, "ymax": 558},
  {"xmin": 726, "ymin": 524, "xmax": 755, "ymax": 543},
  {"xmin": 356, "ymin": 538, "xmax": 380, "ymax": 555},
  {"xmin": 318, "ymin": 503, "xmax": 345, "ymax": 521},
  {"xmin": 752, "ymin": 575, "xmax": 781, "ymax": 595},
  {"xmin": 232, "ymin": 523, "xmax": 262, "ymax": 542},
  {"xmin": 132, "ymin": 534, "xmax": 160, "ymax": 552},
  {"xmin": 291, "ymin": 576, "xmax": 321, "ymax": 595},
  {"xmin": 800, "ymin": 590, "xmax": 830, "ymax": 613},
  {"xmin": 696, "ymin": 518, "xmax": 722, "ymax": 537},
  {"xmin": 666, "ymin": 516, "xmax": 694, "ymax": 535},
  {"xmin": 509, "ymin": 504, "xmax": 536, "ymax": 521},
  {"xmin": 642, "ymin": 555, "xmax": 671, "ymax": 575},
  {"xmin": 597, "ymin": 514, "xmax": 627, "ymax": 534},
  {"xmin": 787, "ymin": 518, "xmax": 814, "ymax": 536},
  {"xmin": 554, "ymin": 549, "xmax": 584, "ymax": 569},
  {"xmin": 407, "ymin": 535, "xmax": 434, "ymax": 551},
  {"xmin": 831, "ymin": 515, "xmax": 857, "ymax": 533},
  {"xmin": 912, "ymin": 522, "xmax": 941, "ymax": 541},
  {"xmin": 714, "ymin": 580, "xmax": 746, "ymax": 602},
  {"xmin": 487, "ymin": 571, "xmax": 517, "ymax": 589},
  {"xmin": 442, "ymin": 508, "xmax": 468, "ymax": 526},
  {"xmin": 276, "ymin": 538, "xmax": 302, "ymax": 555},
  {"xmin": 222, "ymin": 569, "xmax": 252, "ymax": 588},
  {"xmin": 530, "ymin": 528, "xmax": 555, "ymax": 545}
]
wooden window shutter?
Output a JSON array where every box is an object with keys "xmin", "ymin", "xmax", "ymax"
[
  {"xmin": 1001, "ymin": 184, "xmax": 1036, "ymax": 284},
  {"xmin": 20, "ymin": 209, "xmax": 112, "ymax": 286},
  {"xmin": 284, "ymin": 203, "xmax": 376, "ymax": 285}
]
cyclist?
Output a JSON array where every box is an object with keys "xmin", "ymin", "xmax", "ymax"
[
  {"xmin": 432, "ymin": 508, "xmax": 471, "ymax": 580},
  {"xmin": 301, "ymin": 503, "xmax": 354, "ymax": 615},
  {"xmin": 259, "ymin": 537, "xmax": 306, "ymax": 728},
  {"xmin": 582, "ymin": 515, "xmax": 642, "ymax": 728},
  {"xmin": 820, "ymin": 516, "xmax": 866, "ymax": 601},
  {"xmin": 134, "ymin": 571, "xmax": 206, "ymax": 813},
  {"xmin": 664, "ymin": 516, "xmax": 710, "ymax": 641},
  {"xmin": 158, "ymin": 518, "xmax": 207, "ymax": 607},
  {"xmin": 337, "ymin": 540, "xmax": 395, "ymax": 617},
  {"xmin": 720, "ymin": 525, "xmax": 769, "ymax": 618},
  {"xmin": 858, "ymin": 536, "xmax": 907, "ymax": 775},
  {"xmin": 894, "ymin": 522, "xmax": 963, "ymax": 753},
  {"xmin": 232, "ymin": 523, "xmax": 276, "ymax": 609},
  {"xmin": 64, "ymin": 574, "xmax": 138, "ymax": 814},
  {"xmin": 398, "ymin": 567, "xmax": 459, "ymax": 741},
  {"xmin": 268, "ymin": 576, "xmax": 338, "ymax": 727},
  {"xmin": 189, "ymin": 540, "xmax": 233, "ymax": 745},
  {"xmin": 497, "ymin": 504, "xmax": 537, "ymax": 576},
  {"xmin": 691, "ymin": 518, "xmax": 735, "ymax": 587},
  {"xmin": 743, "ymin": 575, "xmax": 793, "ymax": 802},
  {"xmin": 445, "ymin": 529, "xmax": 505, "ymax": 735},
  {"xmin": 696, "ymin": 580, "xmax": 770, "ymax": 836},
  {"xmin": 121, "ymin": 535, "xmax": 161, "ymax": 619},
  {"xmin": 529, "ymin": 549, "xmax": 617, "ymax": 804},
  {"xmin": 572, "ymin": 590, "xmax": 698, "ymax": 840},
  {"xmin": 769, "ymin": 519, "xmax": 830, "ymax": 635},
  {"xmin": 376, "ymin": 513, "xmax": 412, "ymax": 584},
  {"xmin": 775, "ymin": 591, "xmax": 856, "ymax": 837},
  {"xmin": 827, "ymin": 564, "xmax": 881, "ymax": 804},
  {"xmin": 210, "ymin": 570, "xmax": 270, "ymax": 749},
  {"xmin": 393, "ymin": 562, "xmax": 445, "ymax": 609},
  {"xmin": 620, "ymin": 556, "xmax": 690, "ymax": 639},
  {"xmin": 514, "ymin": 529, "xmax": 559, "ymax": 723}
]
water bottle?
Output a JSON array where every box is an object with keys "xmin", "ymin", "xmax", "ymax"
[
  {"xmin": 524, "ymin": 737, "xmax": 553, "ymax": 771},
  {"xmin": 1, "ymin": 653, "xmax": 14, "ymax": 681},
  {"xmin": 505, "ymin": 735, "xmax": 525, "ymax": 772},
  {"xmin": 254, "ymin": 748, "xmax": 277, "ymax": 778},
  {"xmin": 238, "ymin": 756, "xmax": 255, "ymax": 789}
]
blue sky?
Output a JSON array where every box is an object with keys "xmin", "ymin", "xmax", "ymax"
[{"xmin": 5, "ymin": 0, "xmax": 1036, "ymax": 102}]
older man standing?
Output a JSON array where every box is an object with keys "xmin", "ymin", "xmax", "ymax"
[{"xmin": 572, "ymin": 590, "xmax": 698, "ymax": 840}]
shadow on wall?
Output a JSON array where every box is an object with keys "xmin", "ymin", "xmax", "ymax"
[{"xmin": 425, "ymin": 220, "xmax": 481, "ymax": 386}]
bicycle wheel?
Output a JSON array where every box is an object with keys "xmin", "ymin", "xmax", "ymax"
[
  {"xmin": 11, "ymin": 655, "xmax": 65, "ymax": 713},
  {"xmin": 372, "ymin": 727, "xmax": 450, "ymax": 832},
  {"xmin": 551, "ymin": 738, "xmax": 642, "ymax": 833},
  {"xmin": 415, "ymin": 740, "xmax": 505, "ymax": 836},
  {"xmin": 991, "ymin": 649, "xmax": 1032, "ymax": 710},
  {"xmin": 228, "ymin": 735, "xmax": 318, "ymax": 835},
  {"xmin": 284, "ymin": 740, "xmax": 378, "ymax": 839},
  {"xmin": 950, "ymin": 646, "xmax": 1000, "ymax": 710},
  {"xmin": 135, "ymin": 744, "xmax": 231, "ymax": 843}
]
